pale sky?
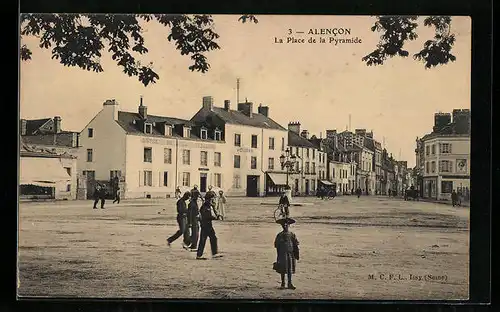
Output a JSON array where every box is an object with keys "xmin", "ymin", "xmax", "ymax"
[{"xmin": 20, "ymin": 15, "xmax": 471, "ymax": 168}]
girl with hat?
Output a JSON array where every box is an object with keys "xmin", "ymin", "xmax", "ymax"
[{"xmin": 273, "ymin": 217, "xmax": 300, "ymax": 290}]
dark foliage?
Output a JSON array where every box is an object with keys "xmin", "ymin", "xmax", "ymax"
[{"xmin": 363, "ymin": 16, "xmax": 456, "ymax": 68}]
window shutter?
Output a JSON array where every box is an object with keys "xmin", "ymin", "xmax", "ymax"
[
  {"xmin": 449, "ymin": 144, "xmax": 452, "ymax": 154},
  {"xmin": 139, "ymin": 170, "xmax": 142, "ymax": 186},
  {"xmin": 159, "ymin": 172, "xmax": 161, "ymax": 187}
]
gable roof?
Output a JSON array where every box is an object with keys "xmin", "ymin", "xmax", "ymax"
[
  {"xmin": 191, "ymin": 106, "xmax": 286, "ymax": 131},
  {"xmin": 20, "ymin": 136, "xmax": 75, "ymax": 158},
  {"xmin": 288, "ymin": 131, "xmax": 316, "ymax": 148},
  {"xmin": 25, "ymin": 118, "xmax": 51, "ymax": 135}
]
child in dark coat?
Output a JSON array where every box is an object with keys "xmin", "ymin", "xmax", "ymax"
[{"xmin": 274, "ymin": 217, "xmax": 300, "ymax": 290}]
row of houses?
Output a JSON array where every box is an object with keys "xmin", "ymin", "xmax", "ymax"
[
  {"xmin": 19, "ymin": 96, "xmax": 412, "ymax": 200},
  {"xmin": 413, "ymin": 109, "xmax": 471, "ymax": 201}
]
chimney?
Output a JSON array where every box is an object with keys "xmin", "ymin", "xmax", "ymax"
[
  {"xmin": 355, "ymin": 128, "xmax": 366, "ymax": 137},
  {"xmin": 138, "ymin": 96, "xmax": 147, "ymax": 119},
  {"xmin": 20, "ymin": 119, "xmax": 27, "ymax": 135},
  {"xmin": 53, "ymin": 116, "xmax": 62, "ymax": 134},
  {"xmin": 300, "ymin": 129, "xmax": 309, "ymax": 139},
  {"xmin": 203, "ymin": 96, "xmax": 214, "ymax": 111},
  {"xmin": 258, "ymin": 104, "xmax": 269, "ymax": 117},
  {"xmin": 433, "ymin": 112, "xmax": 451, "ymax": 132},
  {"xmin": 71, "ymin": 132, "xmax": 78, "ymax": 147},
  {"xmin": 326, "ymin": 129, "xmax": 337, "ymax": 138},
  {"xmin": 103, "ymin": 99, "xmax": 120, "ymax": 121},
  {"xmin": 237, "ymin": 102, "xmax": 253, "ymax": 117},
  {"xmin": 288, "ymin": 121, "xmax": 301, "ymax": 134},
  {"xmin": 224, "ymin": 100, "xmax": 231, "ymax": 111}
]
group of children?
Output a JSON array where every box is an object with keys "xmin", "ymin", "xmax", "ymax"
[
  {"xmin": 166, "ymin": 185, "xmax": 226, "ymax": 260},
  {"xmin": 166, "ymin": 185, "xmax": 301, "ymax": 289}
]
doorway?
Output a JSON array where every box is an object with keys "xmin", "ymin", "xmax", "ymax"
[
  {"xmin": 305, "ymin": 179, "xmax": 309, "ymax": 195},
  {"xmin": 200, "ymin": 173, "xmax": 207, "ymax": 193},
  {"xmin": 246, "ymin": 175, "xmax": 259, "ymax": 197},
  {"xmin": 84, "ymin": 170, "xmax": 95, "ymax": 199}
]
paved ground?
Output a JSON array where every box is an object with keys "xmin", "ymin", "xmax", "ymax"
[{"xmin": 17, "ymin": 195, "xmax": 469, "ymax": 300}]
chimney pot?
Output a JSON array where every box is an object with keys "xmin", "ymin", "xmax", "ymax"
[
  {"xmin": 224, "ymin": 100, "xmax": 231, "ymax": 111},
  {"xmin": 203, "ymin": 96, "xmax": 214, "ymax": 111},
  {"xmin": 138, "ymin": 97, "xmax": 147, "ymax": 119},
  {"xmin": 53, "ymin": 116, "xmax": 62, "ymax": 134}
]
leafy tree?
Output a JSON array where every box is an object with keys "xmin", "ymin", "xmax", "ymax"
[
  {"xmin": 20, "ymin": 14, "xmax": 454, "ymax": 87},
  {"xmin": 362, "ymin": 16, "xmax": 456, "ymax": 68}
]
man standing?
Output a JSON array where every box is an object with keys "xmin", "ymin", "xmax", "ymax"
[
  {"xmin": 451, "ymin": 189, "xmax": 458, "ymax": 207},
  {"xmin": 196, "ymin": 193, "xmax": 222, "ymax": 260},
  {"xmin": 93, "ymin": 183, "xmax": 106, "ymax": 209},
  {"xmin": 113, "ymin": 187, "xmax": 121, "ymax": 204},
  {"xmin": 167, "ymin": 191, "xmax": 191, "ymax": 248},
  {"xmin": 187, "ymin": 185, "xmax": 202, "ymax": 251}
]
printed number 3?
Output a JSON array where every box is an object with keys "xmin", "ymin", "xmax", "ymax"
[{"xmin": 288, "ymin": 29, "xmax": 292, "ymax": 35}]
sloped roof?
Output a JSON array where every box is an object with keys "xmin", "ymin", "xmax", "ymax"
[
  {"xmin": 364, "ymin": 137, "xmax": 375, "ymax": 151},
  {"xmin": 20, "ymin": 136, "xmax": 75, "ymax": 158},
  {"xmin": 25, "ymin": 118, "xmax": 51, "ymax": 135},
  {"xmin": 116, "ymin": 111, "xmax": 196, "ymax": 138},
  {"xmin": 288, "ymin": 131, "xmax": 316, "ymax": 148},
  {"xmin": 191, "ymin": 106, "xmax": 286, "ymax": 131}
]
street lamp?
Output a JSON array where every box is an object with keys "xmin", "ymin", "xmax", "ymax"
[{"xmin": 280, "ymin": 148, "xmax": 298, "ymax": 185}]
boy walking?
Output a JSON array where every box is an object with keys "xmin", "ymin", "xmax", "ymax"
[
  {"xmin": 196, "ymin": 193, "xmax": 223, "ymax": 260},
  {"xmin": 167, "ymin": 192, "xmax": 191, "ymax": 248}
]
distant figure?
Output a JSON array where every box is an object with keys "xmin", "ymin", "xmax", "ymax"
[
  {"xmin": 167, "ymin": 191, "xmax": 191, "ymax": 248},
  {"xmin": 113, "ymin": 187, "xmax": 121, "ymax": 204},
  {"xmin": 206, "ymin": 185, "xmax": 217, "ymax": 205},
  {"xmin": 279, "ymin": 186, "xmax": 292, "ymax": 218},
  {"xmin": 175, "ymin": 186, "xmax": 182, "ymax": 199},
  {"xmin": 273, "ymin": 217, "xmax": 300, "ymax": 290},
  {"xmin": 451, "ymin": 189, "xmax": 458, "ymax": 207},
  {"xmin": 196, "ymin": 193, "xmax": 222, "ymax": 260},
  {"xmin": 215, "ymin": 190, "xmax": 227, "ymax": 221},
  {"xmin": 356, "ymin": 187, "xmax": 362, "ymax": 198},
  {"xmin": 93, "ymin": 184, "xmax": 107, "ymax": 209}
]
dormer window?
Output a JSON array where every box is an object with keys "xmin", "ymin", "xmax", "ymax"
[
  {"xmin": 215, "ymin": 130, "xmax": 222, "ymax": 141},
  {"xmin": 165, "ymin": 125, "xmax": 172, "ymax": 136},
  {"xmin": 183, "ymin": 126, "xmax": 191, "ymax": 138},
  {"xmin": 200, "ymin": 128, "xmax": 208, "ymax": 140},
  {"xmin": 144, "ymin": 123, "xmax": 153, "ymax": 134}
]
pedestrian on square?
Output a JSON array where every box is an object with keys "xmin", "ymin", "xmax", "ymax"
[
  {"xmin": 278, "ymin": 187, "xmax": 292, "ymax": 218},
  {"xmin": 175, "ymin": 186, "xmax": 182, "ymax": 199},
  {"xmin": 273, "ymin": 217, "xmax": 299, "ymax": 290},
  {"xmin": 196, "ymin": 193, "xmax": 223, "ymax": 260},
  {"xmin": 187, "ymin": 185, "xmax": 202, "ymax": 251},
  {"xmin": 215, "ymin": 190, "xmax": 227, "ymax": 221},
  {"xmin": 92, "ymin": 184, "xmax": 101, "ymax": 209},
  {"xmin": 167, "ymin": 191, "xmax": 191, "ymax": 248},
  {"xmin": 93, "ymin": 183, "xmax": 107, "ymax": 209},
  {"xmin": 113, "ymin": 187, "xmax": 121, "ymax": 204},
  {"xmin": 356, "ymin": 187, "xmax": 362, "ymax": 198},
  {"xmin": 451, "ymin": 189, "xmax": 458, "ymax": 207}
]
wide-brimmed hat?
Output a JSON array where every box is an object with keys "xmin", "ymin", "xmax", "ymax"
[{"xmin": 276, "ymin": 217, "xmax": 296, "ymax": 225}]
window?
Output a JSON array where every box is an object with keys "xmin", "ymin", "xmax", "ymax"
[
  {"xmin": 251, "ymin": 135, "xmax": 258, "ymax": 148},
  {"xmin": 312, "ymin": 162, "xmax": 316, "ymax": 174},
  {"xmin": 163, "ymin": 148, "xmax": 172, "ymax": 164},
  {"xmin": 65, "ymin": 167, "xmax": 72, "ymax": 176},
  {"xmin": 306, "ymin": 149, "xmax": 310, "ymax": 158},
  {"xmin": 234, "ymin": 134, "xmax": 241, "ymax": 147},
  {"xmin": 251, "ymin": 156, "xmax": 257, "ymax": 169},
  {"xmin": 145, "ymin": 123, "xmax": 152, "ymax": 134},
  {"xmin": 182, "ymin": 150, "xmax": 190, "ymax": 165},
  {"xmin": 88, "ymin": 128, "xmax": 94, "ymax": 138},
  {"xmin": 214, "ymin": 173, "xmax": 222, "ymax": 188},
  {"xmin": 234, "ymin": 155, "xmax": 241, "ymax": 168},
  {"xmin": 431, "ymin": 144, "xmax": 436, "ymax": 155},
  {"xmin": 296, "ymin": 147, "xmax": 299, "ymax": 156},
  {"xmin": 215, "ymin": 130, "xmax": 222, "ymax": 141},
  {"xmin": 305, "ymin": 162, "xmax": 310, "ymax": 174},
  {"xmin": 332, "ymin": 168, "xmax": 335, "ymax": 178},
  {"xmin": 163, "ymin": 171, "xmax": 168, "ymax": 187},
  {"xmin": 86, "ymin": 149, "xmax": 93, "ymax": 162},
  {"xmin": 109, "ymin": 170, "xmax": 121, "ymax": 179},
  {"xmin": 232, "ymin": 174, "xmax": 241, "ymax": 189},
  {"xmin": 431, "ymin": 161, "xmax": 436, "ymax": 173},
  {"xmin": 144, "ymin": 147, "xmax": 152, "ymax": 163},
  {"xmin": 269, "ymin": 137, "xmax": 275, "ymax": 150},
  {"xmin": 440, "ymin": 143, "xmax": 452, "ymax": 154},
  {"xmin": 281, "ymin": 137, "xmax": 285, "ymax": 151},
  {"xmin": 268, "ymin": 157, "xmax": 275, "ymax": 170},
  {"xmin": 439, "ymin": 160, "xmax": 453, "ymax": 173},
  {"xmin": 200, "ymin": 151, "xmax": 208, "ymax": 166},
  {"xmin": 165, "ymin": 126, "xmax": 172, "ymax": 136},
  {"xmin": 182, "ymin": 172, "xmax": 190, "ymax": 187},
  {"xmin": 183, "ymin": 127, "xmax": 191, "ymax": 138},
  {"xmin": 200, "ymin": 129, "xmax": 208, "ymax": 140},
  {"xmin": 143, "ymin": 170, "xmax": 153, "ymax": 186},
  {"xmin": 66, "ymin": 184, "xmax": 71, "ymax": 192},
  {"xmin": 426, "ymin": 162, "xmax": 429, "ymax": 173},
  {"xmin": 214, "ymin": 152, "xmax": 221, "ymax": 167},
  {"xmin": 441, "ymin": 181, "xmax": 453, "ymax": 193},
  {"xmin": 426, "ymin": 146, "xmax": 430, "ymax": 156}
]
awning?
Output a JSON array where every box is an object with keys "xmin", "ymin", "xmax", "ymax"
[
  {"xmin": 267, "ymin": 173, "xmax": 288, "ymax": 186},
  {"xmin": 320, "ymin": 180, "xmax": 334, "ymax": 185},
  {"xmin": 20, "ymin": 157, "xmax": 71, "ymax": 187}
]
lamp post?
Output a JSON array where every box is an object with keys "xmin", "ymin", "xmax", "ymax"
[{"xmin": 280, "ymin": 148, "xmax": 298, "ymax": 186}]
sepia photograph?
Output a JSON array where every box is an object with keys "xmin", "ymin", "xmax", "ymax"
[{"xmin": 18, "ymin": 14, "xmax": 471, "ymax": 300}]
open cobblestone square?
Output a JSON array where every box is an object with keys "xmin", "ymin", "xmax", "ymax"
[{"xmin": 17, "ymin": 196, "xmax": 469, "ymax": 300}]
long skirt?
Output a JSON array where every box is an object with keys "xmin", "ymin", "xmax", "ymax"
[{"xmin": 274, "ymin": 251, "xmax": 296, "ymax": 275}]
